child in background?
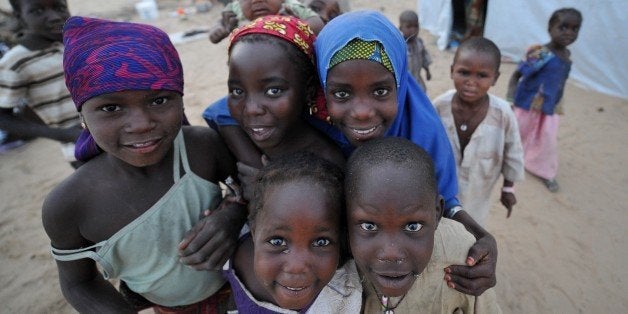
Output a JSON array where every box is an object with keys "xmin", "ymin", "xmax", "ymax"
[
  {"xmin": 433, "ymin": 37, "xmax": 524, "ymax": 226},
  {"xmin": 224, "ymin": 152, "xmax": 361, "ymax": 312},
  {"xmin": 345, "ymin": 137, "xmax": 501, "ymax": 313},
  {"xmin": 399, "ymin": 9, "xmax": 432, "ymax": 91},
  {"xmin": 209, "ymin": 0, "xmax": 324, "ymax": 43},
  {"xmin": 305, "ymin": 0, "xmax": 342, "ymax": 23},
  {"xmin": 0, "ymin": 0, "xmax": 81, "ymax": 166},
  {"xmin": 42, "ymin": 17, "xmax": 246, "ymax": 312},
  {"xmin": 204, "ymin": 15, "xmax": 344, "ymax": 198},
  {"xmin": 506, "ymin": 8, "xmax": 582, "ymax": 192}
]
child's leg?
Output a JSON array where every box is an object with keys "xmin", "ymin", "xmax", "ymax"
[{"xmin": 515, "ymin": 108, "xmax": 559, "ymax": 181}]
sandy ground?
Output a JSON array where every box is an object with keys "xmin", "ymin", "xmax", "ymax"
[{"xmin": 0, "ymin": 0, "xmax": 626, "ymax": 313}]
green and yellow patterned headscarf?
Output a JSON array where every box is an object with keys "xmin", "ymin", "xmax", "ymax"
[{"xmin": 328, "ymin": 38, "xmax": 394, "ymax": 73}]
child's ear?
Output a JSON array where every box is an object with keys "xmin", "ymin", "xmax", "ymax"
[
  {"xmin": 493, "ymin": 71, "xmax": 501, "ymax": 86},
  {"xmin": 434, "ymin": 194, "xmax": 444, "ymax": 226}
]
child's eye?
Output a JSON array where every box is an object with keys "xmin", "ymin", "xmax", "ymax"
[
  {"xmin": 404, "ymin": 222, "xmax": 423, "ymax": 232},
  {"xmin": 360, "ymin": 222, "xmax": 378, "ymax": 231},
  {"xmin": 313, "ymin": 238, "xmax": 331, "ymax": 247},
  {"xmin": 373, "ymin": 88, "xmax": 389, "ymax": 97},
  {"xmin": 229, "ymin": 88, "xmax": 244, "ymax": 97},
  {"xmin": 265, "ymin": 87, "xmax": 283, "ymax": 97},
  {"xmin": 332, "ymin": 90, "xmax": 350, "ymax": 100},
  {"xmin": 29, "ymin": 8, "xmax": 44, "ymax": 15},
  {"xmin": 151, "ymin": 97, "xmax": 169, "ymax": 106},
  {"xmin": 268, "ymin": 237, "xmax": 286, "ymax": 247},
  {"xmin": 99, "ymin": 104, "xmax": 120, "ymax": 112}
]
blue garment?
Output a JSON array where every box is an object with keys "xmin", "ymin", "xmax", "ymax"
[
  {"xmin": 202, "ymin": 11, "xmax": 461, "ymax": 216},
  {"xmin": 514, "ymin": 46, "xmax": 571, "ymax": 115},
  {"xmin": 314, "ymin": 10, "xmax": 460, "ymax": 214}
]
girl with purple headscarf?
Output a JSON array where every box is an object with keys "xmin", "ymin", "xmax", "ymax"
[{"xmin": 42, "ymin": 16, "xmax": 246, "ymax": 313}]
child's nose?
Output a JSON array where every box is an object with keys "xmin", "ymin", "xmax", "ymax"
[
  {"xmin": 243, "ymin": 96, "xmax": 266, "ymax": 116},
  {"xmin": 377, "ymin": 240, "xmax": 407, "ymax": 264},
  {"xmin": 125, "ymin": 108, "xmax": 155, "ymax": 133},
  {"xmin": 283, "ymin": 249, "xmax": 310, "ymax": 274},
  {"xmin": 350, "ymin": 99, "xmax": 375, "ymax": 120}
]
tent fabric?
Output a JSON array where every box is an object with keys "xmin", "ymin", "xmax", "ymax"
[{"xmin": 418, "ymin": 0, "xmax": 628, "ymax": 100}]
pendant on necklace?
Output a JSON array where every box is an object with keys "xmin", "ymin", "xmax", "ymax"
[{"xmin": 460, "ymin": 123, "xmax": 468, "ymax": 131}]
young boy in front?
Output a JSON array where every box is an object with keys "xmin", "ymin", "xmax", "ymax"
[
  {"xmin": 345, "ymin": 137, "xmax": 501, "ymax": 313},
  {"xmin": 432, "ymin": 37, "xmax": 524, "ymax": 226},
  {"xmin": 0, "ymin": 0, "xmax": 81, "ymax": 166}
]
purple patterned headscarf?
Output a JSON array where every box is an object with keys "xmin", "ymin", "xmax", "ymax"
[{"xmin": 63, "ymin": 16, "xmax": 184, "ymax": 161}]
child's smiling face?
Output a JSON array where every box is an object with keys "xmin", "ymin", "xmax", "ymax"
[
  {"xmin": 18, "ymin": 0, "xmax": 70, "ymax": 42},
  {"xmin": 325, "ymin": 59, "xmax": 398, "ymax": 147},
  {"xmin": 228, "ymin": 40, "xmax": 307, "ymax": 153},
  {"xmin": 251, "ymin": 180, "xmax": 340, "ymax": 310},
  {"xmin": 80, "ymin": 90, "xmax": 183, "ymax": 167},
  {"xmin": 347, "ymin": 161, "xmax": 442, "ymax": 297}
]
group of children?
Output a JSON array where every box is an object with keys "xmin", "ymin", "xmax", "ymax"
[{"xmin": 5, "ymin": 0, "xmax": 581, "ymax": 312}]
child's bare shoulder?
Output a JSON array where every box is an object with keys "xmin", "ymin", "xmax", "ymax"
[{"xmin": 182, "ymin": 125, "xmax": 234, "ymax": 180}]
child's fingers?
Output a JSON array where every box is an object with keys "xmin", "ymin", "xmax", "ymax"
[{"xmin": 443, "ymin": 270, "xmax": 494, "ymax": 296}]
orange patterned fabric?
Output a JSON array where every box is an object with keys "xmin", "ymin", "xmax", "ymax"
[{"xmin": 228, "ymin": 15, "xmax": 315, "ymax": 60}]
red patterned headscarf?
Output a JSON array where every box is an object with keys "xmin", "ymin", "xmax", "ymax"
[
  {"xmin": 63, "ymin": 16, "xmax": 184, "ymax": 161},
  {"xmin": 228, "ymin": 15, "xmax": 328, "ymax": 121}
]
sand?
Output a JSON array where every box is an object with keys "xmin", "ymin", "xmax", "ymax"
[{"xmin": 0, "ymin": 0, "xmax": 626, "ymax": 313}]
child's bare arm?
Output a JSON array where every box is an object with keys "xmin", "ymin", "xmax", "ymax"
[
  {"xmin": 444, "ymin": 211, "xmax": 497, "ymax": 296},
  {"xmin": 209, "ymin": 11, "xmax": 237, "ymax": 44},
  {"xmin": 42, "ymin": 188, "xmax": 135, "ymax": 312},
  {"xmin": 424, "ymin": 65, "xmax": 432, "ymax": 80},
  {"xmin": 506, "ymin": 70, "xmax": 522, "ymax": 102},
  {"xmin": 500, "ymin": 179, "xmax": 516, "ymax": 217},
  {"xmin": 0, "ymin": 109, "xmax": 81, "ymax": 143},
  {"xmin": 219, "ymin": 125, "xmax": 264, "ymax": 168}
]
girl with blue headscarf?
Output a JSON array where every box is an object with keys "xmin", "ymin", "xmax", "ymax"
[{"xmin": 203, "ymin": 10, "xmax": 497, "ymax": 297}]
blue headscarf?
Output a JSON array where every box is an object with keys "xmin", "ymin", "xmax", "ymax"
[{"xmin": 312, "ymin": 10, "xmax": 461, "ymax": 213}]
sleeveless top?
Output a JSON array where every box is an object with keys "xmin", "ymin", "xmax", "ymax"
[{"xmin": 50, "ymin": 130, "xmax": 225, "ymax": 307}]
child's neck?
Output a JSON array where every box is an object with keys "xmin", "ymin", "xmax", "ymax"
[
  {"xmin": 262, "ymin": 123, "xmax": 318, "ymax": 158},
  {"xmin": 546, "ymin": 41, "xmax": 570, "ymax": 61},
  {"xmin": 455, "ymin": 93, "xmax": 489, "ymax": 110},
  {"xmin": 19, "ymin": 34, "xmax": 59, "ymax": 51}
]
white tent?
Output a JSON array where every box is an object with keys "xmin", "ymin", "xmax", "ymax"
[{"xmin": 419, "ymin": 0, "xmax": 628, "ymax": 100}]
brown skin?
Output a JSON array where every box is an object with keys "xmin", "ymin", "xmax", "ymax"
[
  {"xmin": 325, "ymin": 58, "xmax": 497, "ymax": 297},
  {"xmin": 209, "ymin": 0, "xmax": 324, "ymax": 44},
  {"xmin": 239, "ymin": 181, "xmax": 340, "ymax": 310},
  {"xmin": 451, "ymin": 48, "xmax": 516, "ymax": 216},
  {"xmin": 42, "ymin": 91, "xmax": 244, "ymax": 311},
  {"xmin": 0, "ymin": 0, "xmax": 79, "ymax": 145},
  {"xmin": 217, "ymin": 39, "xmax": 344, "ymax": 200}
]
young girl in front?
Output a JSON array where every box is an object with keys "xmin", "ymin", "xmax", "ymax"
[
  {"xmin": 345, "ymin": 137, "xmax": 501, "ymax": 313},
  {"xmin": 224, "ymin": 152, "xmax": 361, "ymax": 313},
  {"xmin": 203, "ymin": 15, "xmax": 344, "ymax": 197},
  {"xmin": 506, "ymin": 8, "xmax": 583, "ymax": 192},
  {"xmin": 42, "ymin": 17, "xmax": 246, "ymax": 312},
  {"xmin": 432, "ymin": 37, "xmax": 524, "ymax": 226}
]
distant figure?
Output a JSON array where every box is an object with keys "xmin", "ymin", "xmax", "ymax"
[
  {"xmin": 506, "ymin": 8, "xmax": 583, "ymax": 192},
  {"xmin": 433, "ymin": 37, "xmax": 524, "ymax": 225},
  {"xmin": 305, "ymin": 0, "xmax": 342, "ymax": 23},
  {"xmin": 209, "ymin": 0, "xmax": 324, "ymax": 43},
  {"xmin": 399, "ymin": 9, "xmax": 432, "ymax": 91},
  {"xmin": 0, "ymin": 0, "xmax": 80, "ymax": 166}
]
